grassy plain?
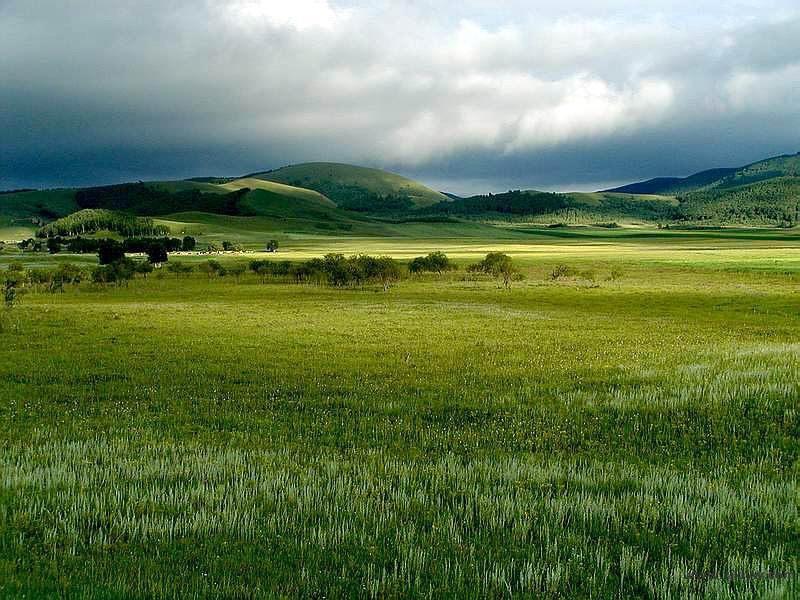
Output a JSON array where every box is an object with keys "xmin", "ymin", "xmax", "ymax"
[{"xmin": 0, "ymin": 231, "xmax": 799, "ymax": 598}]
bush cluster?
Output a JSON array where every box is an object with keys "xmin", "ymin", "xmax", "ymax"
[
  {"xmin": 468, "ymin": 252, "xmax": 520, "ymax": 287},
  {"xmin": 408, "ymin": 251, "xmax": 455, "ymax": 274},
  {"xmin": 251, "ymin": 254, "xmax": 402, "ymax": 289}
]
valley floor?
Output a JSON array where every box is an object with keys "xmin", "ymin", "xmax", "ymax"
[{"xmin": 1, "ymin": 234, "xmax": 799, "ymax": 597}]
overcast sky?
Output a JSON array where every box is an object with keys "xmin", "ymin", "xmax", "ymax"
[{"xmin": 2, "ymin": 0, "xmax": 799, "ymax": 194}]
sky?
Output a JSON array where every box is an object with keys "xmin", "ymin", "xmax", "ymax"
[{"xmin": 1, "ymin": 0, "xmax": 799, "ymax": 194}]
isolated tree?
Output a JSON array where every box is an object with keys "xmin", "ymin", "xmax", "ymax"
[
  {"xmin": 409, "ymin": 251, "xmax": 454, "ymax": 274},
  {"xmin": 182, "ymin": 236, "xmax": 196, "ymax": 251},
  {"xmin": 207, "ymin": 241, "xmax": 221, "ymax": 253},
  {"xmin": 4, "ymin": 280, "xmax": 19, "ymax": 308},
  {"xmin": 146, "ymin": 243, "xmax": 168, "ymax": 265},
  {"xmin": 266, "ymin": 239, "xmax": 279, "ymax": 252},
  {"xmin": 424, "ymin": 251, "xmax": 452, "ymax": 274},
  {"xmin": 469, "ymin": 252, "xmax": 518, "ymax": 288},
  {"xmin": 98, "ymin": 239, "xmax": 125, "ymax": 265}
]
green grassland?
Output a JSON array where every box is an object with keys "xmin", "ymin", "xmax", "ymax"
[
  {"xmin": 0, "ymin": 189, "xmax": 80, "ymax": 240},
  {"xmin": 218, "ymin": 178, "xmax": 336, "ymax": 207},
  {"xmin": 1, "ymin": 231, "xmax": 799, "ymax": 598},
  {"xmin": 252, "ymin": 162, "xmax": 449, "ymax": 208}
]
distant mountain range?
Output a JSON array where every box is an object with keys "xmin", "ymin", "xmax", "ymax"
[{"xmin": 2, "ymin": 153, "xmax": 799, "ymax": 242}]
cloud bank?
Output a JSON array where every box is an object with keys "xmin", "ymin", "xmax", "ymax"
[{"xmin": 1, "ymin": 0, "xmax": 799, "ymax": 192}]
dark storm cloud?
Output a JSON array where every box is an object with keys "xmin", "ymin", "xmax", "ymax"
[{"xmin": 2, "ymin": 0, "xmax": 799, "ymax": 192}]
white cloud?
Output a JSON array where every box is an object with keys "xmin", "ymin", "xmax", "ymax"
[
  {"xmin": 1, "ymin": 0, "xmax": 800, "ymax": 187},
  {"xmin": 215, "ymin": 0, "xmax": 351, "ymax": 31},
  {"xmin": 725, "ymin": 63, "xmax": 800, "ymax": 113}
]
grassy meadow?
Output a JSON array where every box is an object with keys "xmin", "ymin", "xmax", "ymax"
[{"xmin": 1, "ymin": 231, "xmax": 799, "ymax": 598}]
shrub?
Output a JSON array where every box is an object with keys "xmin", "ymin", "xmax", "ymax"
[
  {"xmin": 167, "ymin": 262, "xmax": 194, "ymax": 278},
  {"xmin": 468, "ymin": 252, "xmax": 518, "ymax": 288},
  {"xmin": 91, "ymin": 259, "xmax": 135, "ymax": 286},
  {"xmin": 409, "ymin": 251, "xmax": 454, "ymax": 274},
  {"xmin": 550, "ymin": 264, "xmax": 570, "ymax": 280},
  {"xmin": 199, "ymin": 260, "xmax": 226, "ymax": 278},
  {"xmin": 4, "ymin": 280, "xmax": 19, "ymax": 308}
]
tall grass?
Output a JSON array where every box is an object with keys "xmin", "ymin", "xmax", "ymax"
[{"xmin": 0, "ymin": 254, "xmax": 798, "ymax": 597}]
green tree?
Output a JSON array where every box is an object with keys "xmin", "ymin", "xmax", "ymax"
[
  {"xmin": 135, "ymin": 261, "xmax": 154, "ymax": 278},
  {"xmin": 469, "ymin": 252, "xmax": 518, "ymax": 288},
  {"xmin": 266, "ymin": 239, "xmax": 279, "ymax": 252},
  {"xmin": 167, "ymin": 261, "xmax": 194, "ymax": 278},
  {"xmin": 199, "ymin": 260, "xmax": 226, "ymax": 278},
  {"xmin": 375, "ymin": 256, "xmax": 402, "ymax": 290},
  {"xmin": 98, "ymin": 240, "xmax": 125, "ymax": 265},
  {"xmin": 4, "ymin": 280, "xmax": 18, "ymax": 308},
  {"xmin": 146, "ymin": 243, "xmax": 168, "ymax": 265},
  {"xmin": 409, "ymin": 251, "xmax": 453, "ymax": 274},
  {"xmin": 228, "ymin": 262, "xmax": 246, "ymax": 282},
  {"xmin": 50, "ymin": 263, "xmax": 84, "ymax": 293},
  {"xmin": 323, "ymin": 253, "xmax": 350, "ymax": 286},
  {"xmin": 182, "ymin": 236, "xmax": 197, "ymax": 251}
]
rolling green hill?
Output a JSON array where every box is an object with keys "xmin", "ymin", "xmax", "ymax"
[
  {"xmin": 4, "ymin": 153, "xmax": 800, "ymax": 243},
  {"xmin": 251, "ymin": 162, "xmax": 449, "ymax": 209},
  {"xmin": 711, "ymin": 153, "xmax": 800, "ymax": 189},
  {"xmin": 219, "ymin": 178, "xmax": 336, "ymax": 208},
  {"xmin": 0, "ymin": 189, "xmax": 79, "ymax": 239},
  {"xmin": 422, "ymin": 189, "xmax": 679, "ymax": 224},
  {"xmin": 606, "ymin": 168, "xmax": 737, "ymax": 195},
  {"xmin": 608, "ymin": 153, "xmax": 800, "ymax": 196},
  {"xmin": 677, "ymin": 177, "xmax": 800, "ymax": 226},
  {"xmin": 606, "ymin": 152, "xmax": 800, "ymax": 226}
]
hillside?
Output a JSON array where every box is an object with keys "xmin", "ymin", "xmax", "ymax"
[
  {"xmin": 605, "ymin": 152, "xmax": 800, "ymax": 226},
  {"xmin": 608, "ymin": 152, "xmax": 800, "ymax": 195},
  {"xmin": 4, "ymin": 153, "xmax": 800, "ymax": 243},
  {"xmin": 219, "ymin": 178, "xmax": 336, "ymax": 208},
  {"xmin": 0, "ymin": 189, "xmax": 80, "ymax": 239},
  {"xmin": 251, "ymin": 163, "xmax": 448, "ymax": 210},
  {"xmin": 422, "ymin": 189, "xmax": 679, "ymax": 224},
  {"xmin": 607, "ymin": 168, "xmax": 737, "ymax": 195}
]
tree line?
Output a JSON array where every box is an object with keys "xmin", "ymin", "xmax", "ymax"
[
  {"xmin": 2, "ymin": 251, "xmax": 521, "ymax": 296},
  {"xmin": 37, "ymin": 209, "xmax": 169, "ymax": 238},
  {"xmin": 75, "ymin": 183, "xmax": 250, "ymax": 216}
]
